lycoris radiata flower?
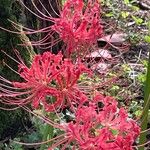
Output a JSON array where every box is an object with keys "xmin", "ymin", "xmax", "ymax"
[
  {"xmin": 0, "ymin": 0, "xmax": 103, "ymax": 57},
  {"xmin": 45, "ymin": 94, "xmax": 140, "ymax": 150},
  {"xmin": 0, "ymin": 51, "xmax": 90, "ymax": 111}
]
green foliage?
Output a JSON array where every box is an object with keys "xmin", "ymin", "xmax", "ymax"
[
  {"xmin": 131, "ymin": 15, "xmax": 143, "ymax": 25},
  {"xmin": 137, "ymin": 73, "xmax": 146, "ymax": 84},
  {"xmin": 123, "ymin": 0, "xmax": 129, "ymax": 5},
  {"xmin": 144, "ymin": 35, "xmax": 150, "ymax": 43},
  {"xmin": 0, "ymin": 138, "xmax": 23, "ymax": 150},
  {"xmin": 23, "ymin": 131, "xmax": 42, "ymax": 144},
  {"xmin": 102, "ymin": 0, "xmax": 149, "ymax": 44},
  {"xmin": 109, "ymin": 85, "xmax": 120, "ymax": 96},
  {"xmin": 121, "ymin": 11, "xmax": 129, "ymax": 19}
]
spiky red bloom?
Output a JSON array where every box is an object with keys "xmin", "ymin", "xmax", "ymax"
[
  {"xmin": 1, "ymin": 0, "xmax": 102, "ymax": 56},
  {"xmin": 52, "ymin": 0, "xmax": 103, "ymax": 55},
  {"xmin": 0, "ymin": 52, "xmax": 89, "ymax": 111},
  {"xmin": 62, "ymin": 95, "xmax": 140, "ymax": 150}
]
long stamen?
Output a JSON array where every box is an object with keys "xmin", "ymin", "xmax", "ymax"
[
  {"xmin": 0, "ymin": 87, "xmax": 31, "ymax": 96},
  {"xmin": 8, "ymin": 19, "xmax": 35, "ymax": 32},
  {"xmin": 19, "ymin": 0, "xmax": 55, "ymax": 22},
  {"xmin": 3, "ymin": 62, "xmax": 21, "ymax": 76},
  {"xmin": 48, "ymin": 137, "xmax": 70, "ymax": 150},
  {"xmin": 22, "ymin": 106, "xmax": 64, "ymax": 130},
  {"xmin": 31, "ymin": 0, "xmax": 53, "ymax": 20},
  {"xmin": 0, "ymin": 26, "xmax": 25, "ymax": 34},
  {"xmin": 0, "ymin": 82, "xmax": 23, "ymax": 90},
  {"xmin": 38, "ymin": 39, "xmax": 62, "ymax": 49},
  {"xmin": 30, "ymin": 31, "xmax": 55, "ymax": 44},
  {"xmin": 140, "ymin": 128, "xmax": 150, "ymax": 134},
  {"xmin": 8, "ymin": 19, "xmax": 54, "ymax": 35},
  {"xmin": 132, "ymin": 140, "xmax": 150, "ymax": 148},
  {"xmin": 61, "ymin": 139, "xmax": 73, "ymax": 150},
  {"xmin": 31, "ymin": 37, "xmax": 61, "ymax": 46},
  {"xmin": 0, "ymin": 106, "xmax": 20, "ymax": 111},
  {"xmin": 12, "ymin": 133, "xmax": 67, "ymax": 146},
  {"xmin": 1, "ymin": 98, "xmax": 30, "ymax": 105},
  {"xmin": 37, "ymin": 0, "xmax": 52, "ymax": 17},
  {"xmin": 1, "ymin": 50, "xmax": 21, "ymax": 65},
  {"xmin": 48, "ymin": 0, "xmax": 60, "ymax": 17}
]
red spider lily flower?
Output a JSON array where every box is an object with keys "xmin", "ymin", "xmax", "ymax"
[
  {"xmin": 60, "ymin": 95, "xmax": 140, "ymax": 150},
  {"xmin": 0, "ymin": 51, "xmax": 90, "ymax": 111},
  {"xmin": 43, "ymin": 57, "xmax": 91, "ymax": 111},
  {"xmin": 0, "ymin": 0, "xmax": 102, "ymax": 57},
  {"xmin": 52, "ymin": 0, "xmax": 103, "ymax": 56}
]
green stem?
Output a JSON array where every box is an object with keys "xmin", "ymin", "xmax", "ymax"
[
  {"xmin": 40, "ymin": 113, "xmax": 54, "ymax": 150},
  {"xmin": 139, "ymin": 50, "xmax": 150, "ymax": 150}
]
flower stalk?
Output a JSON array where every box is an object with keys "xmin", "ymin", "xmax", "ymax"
[
  {"xmin": 139, "ymin": 49, "xmax": 150, "ymax": 150},
  {"xmin": 40, "ymin": 112, "xmax": 54, "ymax": 150}
]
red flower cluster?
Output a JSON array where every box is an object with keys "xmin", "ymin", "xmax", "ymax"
[
  {"xmin": 0, "ymin": 1, "xmax": 141, "ymax": 150},
  {"xmin": 52, "ymin": 0, "xmax": 103, "ymax": 55},
  {"xmin": 0, "ymin": 52, "xmax": 90, "ymax": 111},
  {"xmin": 63, "ymin": 95, "xmax": 140, "ymax": 150}
]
